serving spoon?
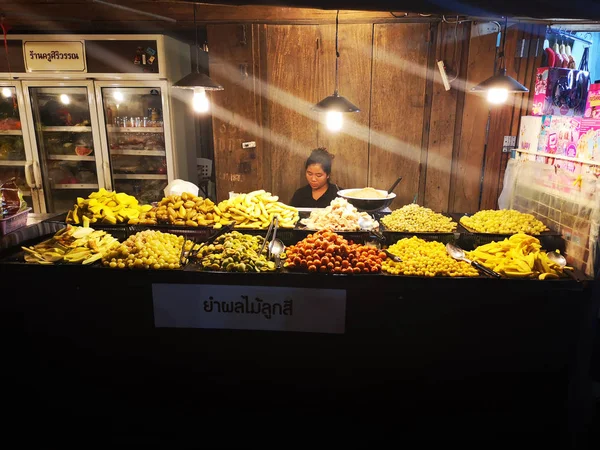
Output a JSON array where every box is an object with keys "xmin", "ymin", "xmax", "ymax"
[
  {"xmin": 268, "ymin": 238, "xmax": 285, "ymax": 269},
  {"xmin": 387, "ymin": 176, "xmax": 403, "ymax": 196},
  {"xmin": 446, "ymin": 242, "xmax": 501, "ymax": 278}
]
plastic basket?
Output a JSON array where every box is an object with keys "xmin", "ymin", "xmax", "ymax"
[{"xmin": 0, "ymin": 208, "xmax": 31, "ymax": 236}]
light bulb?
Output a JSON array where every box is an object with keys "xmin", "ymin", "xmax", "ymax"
[
  {"xmin": 1, "ymin": 88, "xmax": 12, "ymax": 98},
  {"xmin": 193, "ymin": 88, "xmax": 210, "ymax": 113},
  {"xmin": 487, "ymin": 88, "xmax": 508, "ymax": 104},
  {"xmin": 60, "ymin": 94, "xmax": 70, "ymax": 105},
  {"xmin": 326, "ymin": 111, "xmax": 343, "ymax": 132},
  {"xmin": 113, "ymin": 91, "xmax": 124, "ymax": 103}
]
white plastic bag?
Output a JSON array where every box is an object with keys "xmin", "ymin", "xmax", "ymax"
[
  {"xmin": 498, "ymin": 159, "xmax": 519, "ymax": 209},
  {"xmin": 163, "ymin": 179, "xmax": 199, "ymax": 198}
]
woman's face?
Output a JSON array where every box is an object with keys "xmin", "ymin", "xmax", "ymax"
[{"xmin": 306, "ymin": 163, "xmax": 329, "ymax": 190}]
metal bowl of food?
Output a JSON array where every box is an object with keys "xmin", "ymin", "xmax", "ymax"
[{"xmin": 337, "ymin": 187, "xmax": 396, "ymax": 212}]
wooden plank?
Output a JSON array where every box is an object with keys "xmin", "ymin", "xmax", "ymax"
[
  {"xmin": 448, "ymin": 24, "xmax": 497, "ymax": 214},
  {"xmin": 424, "ymin": 20, "xmax": 467, "ymax": 212},
  {"xmin": 479, "ymin": 22, "xmax": 522, "ymax": 211},
  {"xmin": 315, "ymin": 23, "xmax": 373, "ymax": 191},
  {"xmin": 0, "ymin": 3, "xmax": 412, "ymax": 26},
  {"xmin": 369, "ymin": 23, "xmax": 430, "ymax": 208},
  {"xmin": 207, "ymin": 24, "xmax": 264, "ymax": 201},
  {"xmin": 417, "ymin": 23, "xmax": 436, "ymax": 207},
  {"xmin": 266, "ymin": 24, "xmax": 321, "ymax": 205}
]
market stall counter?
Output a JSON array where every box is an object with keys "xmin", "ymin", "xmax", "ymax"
[
  {"xmin": 1, "ymin": 192, "xmax": 598, "ymax": 444},
  {"xmin": 0, "ymin": 247, "xmax": 597, "ymax": 444}
]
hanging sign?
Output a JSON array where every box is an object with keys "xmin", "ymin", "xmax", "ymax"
[
  {"xmin": 23, "ymin": 41, "xmax": 86, "ymax": 73},
  {"xmin": 152, "ymin": 284, "xmax": 347, "ymax": 334}
]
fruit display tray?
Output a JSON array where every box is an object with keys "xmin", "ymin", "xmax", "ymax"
[{"xmin": 450, "ymin": 213, "xmax": 564, "ymax": 251}]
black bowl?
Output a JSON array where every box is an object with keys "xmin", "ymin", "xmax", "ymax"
[{"xmin": 337, "ymin": 189, "xmax": 395, "ymax": 212}]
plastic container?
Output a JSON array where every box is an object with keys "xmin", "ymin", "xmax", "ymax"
[{"xmin": 0, "ymin": 208, "xmax": 31, "ymax": 236}]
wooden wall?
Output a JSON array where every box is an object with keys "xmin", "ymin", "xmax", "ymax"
[{"xmin": 208, "ymin": 19, "xmax": 544, "ymax": 212}]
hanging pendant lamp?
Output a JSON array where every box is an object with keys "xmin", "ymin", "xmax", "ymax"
[
  {"xmin": 471, "ymin": 17, "xmax": 528, "ymax": 104},
  {"xmin": 313, "ymin": 10, "xmax": 359, "ymax": 131},
  {"xmin": 172, "ymin": 4, "xmax": 223, "ymax": 113}
]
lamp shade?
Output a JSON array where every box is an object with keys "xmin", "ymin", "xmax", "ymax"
[
  {"xmin": 312, "ymin": 92, "xmax": 360, "ymax": 113},
  {"xmin": 471, "ymin": 68, "xmax": 529, "ymax": 93},
  {"xmin": 172, "ymin": 72, "xmax": 224, "ymax": 90}
]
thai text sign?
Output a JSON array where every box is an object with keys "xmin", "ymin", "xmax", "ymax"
[
  {"xmin": 152, "ymin": 284, "xmax": 346, "ymax": 334},
  {"xmin": 24, "ymin": 41, "xmax": 86, "ymax": 72}
]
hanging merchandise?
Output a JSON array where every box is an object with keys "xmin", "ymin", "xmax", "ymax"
[
  {"xmin": 545, "ymin": 45, "xmax": 557, "ymax": 68},
  {"xmin": 559, "ymin": 42, "xmax": 569, "ymax": 68},
  {"xmin": 532, "ymin": 68, "xmax": 590, "ymax": 116},
  {"xmin": 579, "ymin": 47, "xmax": 589, "ymax": 72},
  {"xmin": 565, "ymin": 43, "xmax": 576, "ymax": 69},
  {"xmin": 553, "ymin": 41, "xmax": 564, "ymax": 67}
]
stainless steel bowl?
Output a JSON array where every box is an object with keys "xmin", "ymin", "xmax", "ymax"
[{"xmin": 337, "ymin": 189, "xmax": 396, "ymax": 212}]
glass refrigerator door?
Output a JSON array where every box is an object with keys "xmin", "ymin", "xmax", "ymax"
[
  {"xmin": 99, "ymin": 86, "xmax": 169, "ymax": 204},
  {"xmin": 0, "ymin": 84, "xmax": 37, "ymax": 211},
  {"xmin": 25, "ymin": 83, "xmax": 104, "ymax": 213}
]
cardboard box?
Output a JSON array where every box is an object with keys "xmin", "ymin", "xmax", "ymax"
[
  {"xmin": 584, "ymin": 83, "xmax": 600, "ymax": 119},
  {"xmin": 518, "ymin": 116, "xmax": 542, "ymax": 151},
  {"xmin": 532, "ymin": 68, "xmax": 590, "ymax": 117}
]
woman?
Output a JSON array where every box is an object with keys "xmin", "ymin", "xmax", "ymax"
[{"xmin": 289, "ymin": 148, "xmax": 342, "ymax": 208}]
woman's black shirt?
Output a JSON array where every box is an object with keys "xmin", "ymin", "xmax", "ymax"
[{"xmin": 289, "ymin": 183, "xmax": 341, "ymax": 208}]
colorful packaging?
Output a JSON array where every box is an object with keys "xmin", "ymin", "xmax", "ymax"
[
  {"xmin": 518, "ymin": 116, "xmax": 542, "ymax": 151},
  {"xmin": 576, "ymin": 118, "xmax": 600, "ymax": 160},
  {"xmin": 532, "ymin": 68, "xmax": 590, "ymax": 117},
  {"xmin": 584, "ymin": 83, "xmax": 600, "ymax": 119}
]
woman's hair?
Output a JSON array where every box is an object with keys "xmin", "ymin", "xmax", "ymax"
[{"xmin": 305, "ymin": 147, "xmax": 334, "ymax": 175}]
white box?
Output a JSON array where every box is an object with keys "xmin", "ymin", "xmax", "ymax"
[{"xmin": 518, "ymin": 116, "xmax": 542, "ymax": 151}]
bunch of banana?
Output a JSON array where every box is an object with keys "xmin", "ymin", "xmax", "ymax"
[
  {"xmin": 22, "ymin": 225, "xmax": 119, "ymax": 265},
  {"xmin": 467, "ymin": 233, "xmax": 571, "ymax": 280},
  {"xmin": 135, "ymin": 192, "xmax": 223, "ymax": 227},
  {"xmin": 66, "ymin": 188, "xmax": 152, "ymax": 225},
  {"xmin": 216, "ymin": 190, "xmax": 299, "ymax": 229}
]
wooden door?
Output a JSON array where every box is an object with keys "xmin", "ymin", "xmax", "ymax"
[{"xmin": 369, "ymin": 23, "xmax": 431, "ymax": 208}]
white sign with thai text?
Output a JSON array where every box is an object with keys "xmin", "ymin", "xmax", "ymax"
[
  {"xmin": 24, "ymin": 41, "xmax": 86, "ymax": 72},
  {"xmin": 152, "ymin": 284, "xmax": 346, "ymax": 334}
]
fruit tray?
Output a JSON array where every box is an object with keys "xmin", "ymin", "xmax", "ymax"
[{"xmin": 450, "ymin": 213, "xmax": 564, "ymax": 251}]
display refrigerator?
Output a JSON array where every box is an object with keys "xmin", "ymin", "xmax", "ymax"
[
  {"xmin": 0, "ymin": 34, "xmax": 196, "ymax": 214},
  {"xmin": 0, "ymin": 81, "xmax": 37, "ymax": 211},
  {"xmin": 22, "ymin": 81, "xmax": 106, "ymax": 213},
  {"xmin": 95, "ymin": 81, "xmax": 175, "ymax": 205}
]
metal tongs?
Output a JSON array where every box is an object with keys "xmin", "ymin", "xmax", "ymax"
[
  {"xmin": 180, "ymin": 222, "xmax": 236, "ymax": 266},
  {"xmin": 260, "ymin": 215, "xmax": 279, "ymax": 258},
  {"xmin": 359, "ymin": 220, "xmax": 403, "ymax": 263}
]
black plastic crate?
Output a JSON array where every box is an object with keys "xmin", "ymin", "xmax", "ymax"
[
  {"xmin": 382, "ymin": 231, "xmax": 460, "ymax": 245},
  {"xmin": 129, "ymin": 223, "xmax": 215, "ymax": 241}
]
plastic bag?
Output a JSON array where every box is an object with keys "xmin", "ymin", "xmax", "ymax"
[
  {"xmin": 163, "ymin": 179, "xmax": 199, "ymax": 198},
  {"xmin": 498, "ymin": 158, "xmax": 519, "ymax": 209},
  {"xmin": 1, "ymin": 177, "xmax": 27, "ymax": 218}
]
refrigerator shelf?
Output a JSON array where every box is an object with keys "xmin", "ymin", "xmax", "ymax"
[
  {"xmin": 0, "ymin": 130, "xmax": 22, "ymax": 135},
  {"xmin": 0, "ymin": 160, "xmax": 27, "ymax": 166},
  {"xmin": 107, "ymin": 126, "xmax": 164, "ymax": 134},
  {"xmin": 47, "ymin": 155, "xmax": 95, "ymax": 162},
  {"xmin": 113, "ymin": 174, "xmax": 167, "ymax": 180},
  {"xmin": 110, "ymin": 149, "xmax": 166, "ymax": 156},
  {"xmin": 41, "ymin": 126, "xmax": 93, "ymax": 133},
  {"xmin": 52, "ymin": 183, "xmax": 99, "ymax": 190}
]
